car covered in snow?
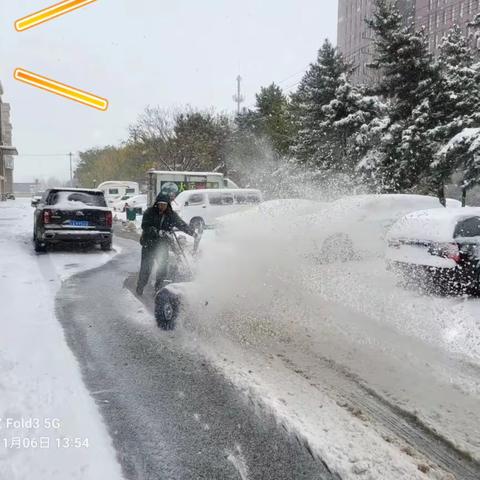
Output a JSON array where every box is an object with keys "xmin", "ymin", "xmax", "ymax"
[
  {"xmin": 301, "ymin": 194, "xmax": 462, "ymax": 262},
  {"xmin": 33, "ymin": 188, "xmax": 113, "ymax": 252},
  {"xmin": 217, "ymin": 198, "xmax": 326, "ymax": 225},
  {"xmin": 386, "ymin": 208, "xmax": 480, "ymax": 294},
  {"xmin": 113, "ymin": 194, "xmax": 148, "ymax": 213}
]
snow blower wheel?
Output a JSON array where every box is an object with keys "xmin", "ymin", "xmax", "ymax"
[{"xmin": 155, "ymin": 288, "xmax": 180, "ymax": 330}]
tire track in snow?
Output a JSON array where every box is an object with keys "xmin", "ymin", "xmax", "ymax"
[
  {"xmin": 226, "ymin": 444, "xmax": 249, "ymax": 480},
  {"xmin": 277, "ymin": 352, "xmax": 480, "ymax": 480}
]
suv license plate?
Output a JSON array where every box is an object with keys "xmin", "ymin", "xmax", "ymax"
[{"xmin": 70, "ymin": 220, "xmax": 89, "ymax": 227}]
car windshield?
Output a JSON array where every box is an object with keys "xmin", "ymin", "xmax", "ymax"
[
  {"xmin": 48, "ymin": 191, "xmax": 107, "ymax": 207},
  {"xmin": 454, "ymin": 217, "xmax": 480, "ymax": 238}
]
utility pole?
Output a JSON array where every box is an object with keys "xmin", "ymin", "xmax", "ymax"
[
  {"xmin": 232, "ymin": 75, "xmax": 245, "ymax": 115},
  {"xmin": 69, "ymin": 152, "xmax": 73, "ymax": 187}
]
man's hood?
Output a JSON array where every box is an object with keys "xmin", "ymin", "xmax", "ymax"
[{"xmin": 154, "ymin": 193, "xmax": 172, "ymax": 205}]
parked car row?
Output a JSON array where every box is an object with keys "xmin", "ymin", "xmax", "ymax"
[
  {"xmin": 28, "ymin": 184, "xmax": 480, "ymax": 296},
  {"xmin": 214, "ymin": 193, "xmax": 480, "ymax": 296},
  {"xmin": 1, "ymin": 193, "xmax": 15, "ymax": 200}
]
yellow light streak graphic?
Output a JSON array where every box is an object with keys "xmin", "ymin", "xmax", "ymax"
[
  {"xmin": 15, "ymin": 0, "xmax": 97, "ymax": 32},
  {"xmin": 14, "ymin": 68, "xmax": 109, "ymax": 111}
]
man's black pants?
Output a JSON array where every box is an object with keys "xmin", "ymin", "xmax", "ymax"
[{"xmin": 137, "ymin": 241, "xmax": 169, "ymax": 292}]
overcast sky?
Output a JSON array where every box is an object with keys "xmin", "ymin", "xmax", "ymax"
[{"xmin": 0, "ymin": 0, "xmax": 338, "ymax": 182}]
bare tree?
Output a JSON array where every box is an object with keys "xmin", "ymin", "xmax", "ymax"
[{"xmin": 128, "ymin": 106, "xmax": 177, "ymax": 170}]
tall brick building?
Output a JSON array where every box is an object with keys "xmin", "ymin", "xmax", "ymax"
[
  {"xmin": 338, "ymin": 0, "xmax": 480, "ymax": 84},
  {"xmin": 0, "ymin": 81, "xmax": 17, "ymax": 198}
]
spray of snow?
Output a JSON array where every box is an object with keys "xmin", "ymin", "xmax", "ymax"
[{"xmin": 173, "ymin": 193, "xmax": 480, "ymax": 476}]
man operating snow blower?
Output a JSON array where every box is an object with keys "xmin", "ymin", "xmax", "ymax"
[{"xmin": 136, "ymin": 193, "xmax": 197, "ymax": 297}]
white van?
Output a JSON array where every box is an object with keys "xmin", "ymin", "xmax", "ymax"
[
  {"xmin": 173, "ymin": 189, "xmax": 262, "ymax": 229},
  {"xmin": 97, "ymin": 181, "xmax": 140, "ymax": 208}
]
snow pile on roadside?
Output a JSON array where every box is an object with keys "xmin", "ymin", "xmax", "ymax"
[
  {"xmin": 193, "ymin": 336, "xmax": 436, "ymax": 480},
  {"xmin": 306, "ymin": 259, "xmax": 480, "ymax": 460},
  {"xmin": 178, "ymin": 199, "xmax": 480, "ymax": 476},
  {"xmin": 114, "ymin": 210, "xmax": 143, "ymax": 233},
  {"xmin": 0, "ymin": 200, "xmax": 123, "ymax": 480}
]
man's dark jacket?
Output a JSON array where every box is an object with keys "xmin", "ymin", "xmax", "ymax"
[{"xmin": 140, "ymin": 196, "xmax": 194, "ymax": 247}]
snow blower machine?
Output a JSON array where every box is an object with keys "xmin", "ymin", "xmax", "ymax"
[{"xmin": 154, "ymin": 230, "xmax": 202, "ymax": 330}]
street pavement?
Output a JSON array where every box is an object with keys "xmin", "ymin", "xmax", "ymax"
[{"xmin": 56, "ymin": 236, "xmax": 340, "ymax": 480}]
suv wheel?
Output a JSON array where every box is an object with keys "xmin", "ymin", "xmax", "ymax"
[
  {"xmin": 34, "ymin": 237, "xmax": 47, "ymax": 253},
  {"xmin": 190, "ymin": 217, "xmax": 205, "ymax": 233},
  {"xmin": 101, "ymin": 241, "xmax": 112, "ymax": 251},
  {"xmin": 467, "ymin": 263, "xmax": 480, "ymax": 297}
]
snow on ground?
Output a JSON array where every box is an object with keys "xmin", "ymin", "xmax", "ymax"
[
  {"xmin": 305, "ymin": 260, "xmax": 480, "ymax": 458},
  {"xmin": 113, "ymin": 211, "xmax": 142, "ymax": 234},
  {"xmin": 169, "ymin": 205, "xmax": 480, "ymax": 478},
  {"xmin": 0, "ymin": 199, "xmax": 123, "ymax": 479}
]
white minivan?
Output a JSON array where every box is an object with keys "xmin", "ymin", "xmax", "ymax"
[
  {"xmin": 97, "ymin": 181, "xmax": 140, "ymax": 208},
  {"xmin": 173, "ymin": 189, "xmax": 262, "ymax": 229}
]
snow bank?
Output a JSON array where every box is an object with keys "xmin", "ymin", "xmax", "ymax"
[
  {"xmin": 175, "ymin": 193, "xmax": 480, "ymax": 474},
  {"xmin": 176, "ymin": 196, "xmax": 465, "ymax": 478},
  {"xmin": 0, "ymin": 200, "xmax": 123, "ymax": 480}
]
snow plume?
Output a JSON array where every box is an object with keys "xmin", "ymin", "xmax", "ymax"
[
  {"xmin": 181, "ymin": 196, "xmax": 372, "ymax": 344},
  {"xmin": 175, "ymin": 196, "xmax": 480, "ymax": 474},
  {"xmin": 226, "ymin": 139, "xmax": 363, "ymax": 203},
  {"xmin": 185, "ymin": 210, "xmax": 312, "ymax": 344}
]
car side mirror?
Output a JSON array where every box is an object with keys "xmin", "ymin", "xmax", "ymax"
[
  {"xmin": 184, "ymin": 201, "xmax": 189, "ymax": 207},
  {"xmin": 31, "ymin": 199, "xmax": 39, "ymax": 208}
]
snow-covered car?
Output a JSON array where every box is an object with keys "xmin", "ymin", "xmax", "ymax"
[
  {"xmin": 31, "ymin": 191, "xmax": 45, "ymax": 207},
  {"xmin": 386, "ymin": 208, "xmax": 480, "ymax": 294},
  {"xmin": 33, "ymin": 188, "xmax": 113, "ymax": 252},
  {"xmin": 113, "ymin": 194, "xmax": 147, "ymax": 212},
  {"xmin": 217, "ymin": 198, "xmax": 326, "ymax": 226},
  {"xmin": 302, "ymin": 194, "xmax": 462, "ymax": 262}
]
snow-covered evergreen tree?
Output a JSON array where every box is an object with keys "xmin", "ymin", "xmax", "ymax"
[
  {"xmin": 431, "ymin": 19, "xmax": 480, "ymax": 200},
  {"xmin": 290, "ymin": 39, "xmax": 347, "ymax": 171},
  {"xmin": 425, "ymin": 27, "xmax": 479, "ymax": 194},
  {"xmin": 321, "ymin": 73, "xmax": 386, "ymax": 174},
  {"xmin": 363, "ymin": 0, "xmax": 437, "ymax": 191}
]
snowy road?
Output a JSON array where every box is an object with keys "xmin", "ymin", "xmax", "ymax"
[
  {"xmin": 4, "ymin": 198, "xmax": 480, "ymax": 480},
  {"xmin": 55, "ymin": 237, "xmax": 338, "ymax": 480},
  {"xmin": 0, "ymin": 199, "xmax": 122, "ymax": 479}
]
